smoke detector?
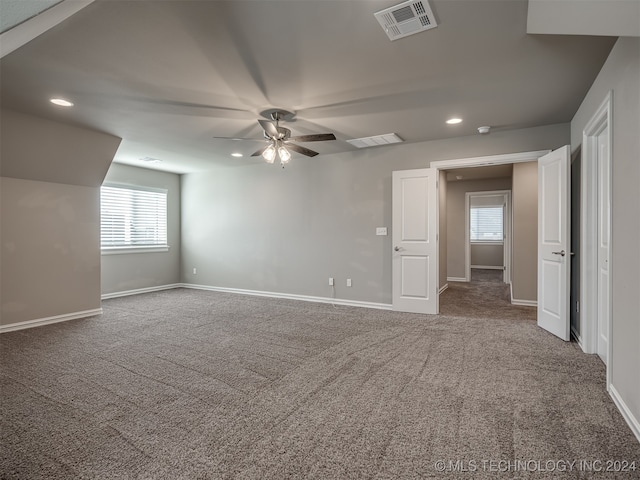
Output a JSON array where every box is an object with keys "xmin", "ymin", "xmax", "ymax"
[
  {"xmin": 374, "ymin": 0, "xmax": 438, "ymax": 41},
  {"xmin": 477, "ymin": 126, "xmax": 491, "ymax": 134}
]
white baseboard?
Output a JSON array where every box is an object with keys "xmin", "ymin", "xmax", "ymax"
[
  {"xmin": 0, "ymin": 308, "xmax": 103, "ymax": 334},
  {"xmin": 470, "ymin": 265, "xmax": 504, "ymax": 270},
  {"xmin": 610, "ymin": 385, "xmax": 640, "ymax": 444},
  {"xmin": 447, "ymin": 277, "xmax": 468, "ymax": 283},
  {"xmin": 101, "ymin": 283, "xmax": 183, "ymax": 300},
  {"xmin": 182, "ymin": 283, "xmax": 393, "ymax": 310},
  {"xmin": 509, "ymin": 283, "xmax": 537, "ymax": 307},
  {"xmin": 511, "ymin": 298, "xmax": 537, "ymax": 307},
  {"xmin": 439, "ymin": 284, "xmax": 449, "ymax": 295}
]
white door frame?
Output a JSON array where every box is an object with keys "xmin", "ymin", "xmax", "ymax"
[
  {"xmin": 581, "ymin": 91, "xmax": 613, "ymax": 389},
  {"xmin": 464, "ymin": 190, "xmax": 512, "ymax": 283},
  {"xmin": 431, "ymin": 150, "xmax": 548, "ymax": 289}
]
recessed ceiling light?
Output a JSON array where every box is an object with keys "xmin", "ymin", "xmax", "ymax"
[
  {"xmin": 231, "ymin": 153, "xmax": 243, "ymax": 158},
  {"xmin": 139, "ymin": 156, "xmax": 162, "ymax": 164},
  {"xmin": 50, "ymin": 98, "xmax": 74, "ymax": 107},
  {"xmin": 446, "ymin": 118, "xmax": 462, "ymax": 125}
]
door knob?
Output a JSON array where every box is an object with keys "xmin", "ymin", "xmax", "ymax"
[
  {"xmin": 552, "ymin": 250, "xmax": 566, "ymax": 256},
  {"xmin": 394, "ymin": 246, "xmax": 401, "ymax": 252}
]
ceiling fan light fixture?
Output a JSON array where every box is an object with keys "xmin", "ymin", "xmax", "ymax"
[
  {"xmin": 278, "ymin": 145, "xmax": 291, "ymax": 164},
  {"xmin": 263, "ymin": 144, "xmax": 276, "ymax": 163}
]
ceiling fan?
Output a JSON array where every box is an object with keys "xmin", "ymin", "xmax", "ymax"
[{"xmin": 215, "ymin": 109, "xmax": 336, "ymax": 166}]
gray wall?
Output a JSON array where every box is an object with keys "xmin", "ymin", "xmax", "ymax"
[
  {"xmin": 181, "ymin": 123, "xmax": 568, "ymax": 305},
  {"xmin": 101, "ymin": 163, "xmax": 181, "ymax": 295},
  {"xmin": 471, "ymin": 244, "xmax": 503, "ymax": 268},
  {"xmin": 511, "ymin": 161, "xmax": 538, "ymax": 302},
  {"xmin": 570, "ymin": 37, "xmax": 640, "ymax": 437},
  {"xmin": 0, "ymin": 110, "xmax": 120, "ymax": 326},
  {"xmin": 446, "ymin": 178, "xmax": 512, "ymax": 279},
  {"xmin": 438, "ymin": 170, "xmax": 448, "ymax": 289},
  {"xmin": 1, "ymin": 178, "xmax": 100, "ymax": 325}
]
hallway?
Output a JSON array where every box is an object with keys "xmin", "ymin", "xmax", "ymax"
[{"xmin": 440, "ymin": 269, "xmax": 536, "ymax": 321}]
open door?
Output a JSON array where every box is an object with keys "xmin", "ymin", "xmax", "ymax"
[
  {"xmin": 538, "ymin": 146, "xmax": 571, "ymax": 340},
  {"xmin": 392, "ymin": 168, "xmax": 438, "ymax": 314}
]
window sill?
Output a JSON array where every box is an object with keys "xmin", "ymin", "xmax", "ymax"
[
  {"xmin": 470, "ymin": 241, "xmax": 504, "ymax": 246},
  {"xmin": 101, "ymin": 246, "xmax": 170, "ymax": 255}
]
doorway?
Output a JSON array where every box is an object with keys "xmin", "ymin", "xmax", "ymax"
[
  {"xmin": 581, "ymin": 92, "xmax": 612, "ymax": 374},
  {"xmin": 465, "ymin": 190, "xmax": 512, "ymax": 284},
  {"xmin": 411, "ymin": 151, "xmax": 546, "ymax": 316},
  {"xmin": 392, "ymin": 149, "xmax": 559, "ymax": 320}
]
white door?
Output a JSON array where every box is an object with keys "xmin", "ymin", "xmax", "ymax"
[
  {"xmin": 392, "ymin": 168, "xmax": 438, "ymax": 314},
  {"xmin": 538, "ymin": 146, "xmax": 571, "ymax": 340},
  {"xmin": 597, "ymin": 126, "xmax": 610, "ymax": 363}
]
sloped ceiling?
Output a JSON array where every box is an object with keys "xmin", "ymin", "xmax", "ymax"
[
  {"xmin": 528, "ymin": 0, "xmax": 640, "ymax": 37},
  {"xmin": 0, "ymin": 0, "xmax": 63, "ymax": 33},
  {"xmin": 0, "ymin": 0, "xmax": 617, "ymax": 173}
]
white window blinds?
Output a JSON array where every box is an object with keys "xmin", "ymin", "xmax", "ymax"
[
  {"xmin": 470, "ymin": 206, "xmax": 503, "ymax": 242},
  {"xmin": 100, "ymin": 185, "xmax": 167, "ymax": 249}
]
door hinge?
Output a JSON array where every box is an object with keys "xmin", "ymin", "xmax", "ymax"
[{"xmin": 576, "ymin": 300, "xmax": 580, "ymax": 313}]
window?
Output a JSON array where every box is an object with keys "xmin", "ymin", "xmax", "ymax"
[
  {"xmin": 100, "ymin": 184, "xmax": 168, "ymax": 253},
  {"xmin": 470, "ymin": 206, "xmax": 503, "ymax": 243}
]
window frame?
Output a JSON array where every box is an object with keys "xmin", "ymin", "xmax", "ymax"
[
  {"xmin": 469, "ymin": 205, "xmax": 504, "ymax": 244},
  {"xmin": 100, "ymin": 183, "xmax": 169, "ymax": 255}
]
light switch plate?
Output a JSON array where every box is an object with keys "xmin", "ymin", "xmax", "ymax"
[{"xmin": 376, "ymin": 227, "xmax": 388, "ymax": 236}]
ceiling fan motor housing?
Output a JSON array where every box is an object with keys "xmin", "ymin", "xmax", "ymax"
[{"xmin": 259, "ymin": 108, "xmax": 296, "ymax": 122}]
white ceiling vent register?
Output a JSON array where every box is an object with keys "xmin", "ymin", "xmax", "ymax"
[
  {"xmin": 347, "ymin": 133, "xmax": 403, "ymax": 149},
  {"xmin": 374, "ymin": 0, "xmax": 438, "ymax": 41}
]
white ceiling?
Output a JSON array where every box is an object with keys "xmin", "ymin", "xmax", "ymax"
[{"xmin": 0, "ymin": 0, "xmax": 616, "ymax": 173}]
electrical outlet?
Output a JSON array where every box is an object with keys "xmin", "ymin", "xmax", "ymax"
[
  {"xmin": 329, "ymin": 277, "xmax": 334, "ymax": 286},
  {"xmin": 193, "ymin": 267, "xmax": 197, "ymax": 275},
  {"xmin": 347, "ymin": 278, "xmax": 352, "ymax": 287}
]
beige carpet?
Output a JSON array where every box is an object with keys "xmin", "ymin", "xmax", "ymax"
[
  {"xmin": 1, "ymin": 279, "xmax": 638, "ymax": 479},
  {"xmin": 440, "ymin": 269, "xmax": 534, "ymax": 320}
]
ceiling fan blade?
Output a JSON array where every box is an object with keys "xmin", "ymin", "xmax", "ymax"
[
  {"xmin": 212, "ymin": 136, "xmax": 266, "ymax": 142},
  {"xmin": 251, "ymin": 145, "xmax": 270, "ymax": 157},
  {"xmin": 258, "ymin": 119, "xmax": 279, "ymax": 138},
  {"xmin": 289, "ymin": 133, "xmax": 336, "ymax": 142},
  {"xmin": 285, "ymin": 143, "xmax": 319, "ymax": 157}
]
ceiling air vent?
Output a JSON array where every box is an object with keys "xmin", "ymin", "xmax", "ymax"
[
  {"xmin": 347, "ymin": 133, "xmax": 403, "ymax": 149},
  {"xmin": 374, "ymin": 0, "xmax": 438, "ymax": 41}
]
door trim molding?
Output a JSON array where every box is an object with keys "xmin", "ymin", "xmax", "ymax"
[
  {"xmin": 581, "ymin": 91, "xmax": 613, "ymax": 389},
  {"xmin": 430, "ymin": 150, "xmax": 550, "ymax": 170}
]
